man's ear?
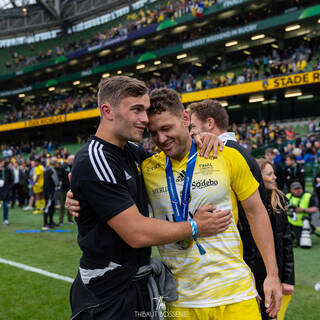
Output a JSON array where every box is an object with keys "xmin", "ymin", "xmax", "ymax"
[
  {"xmin": 207, "ymin": 117, "xmax": 215, "ymax": 130},
  {"xmin": 100, "ymin": 103, "xmax": 113, "ymax": 120},
  {"xmin": 182, "ymin": 109, "xmax": 191, "ymax": 128}
]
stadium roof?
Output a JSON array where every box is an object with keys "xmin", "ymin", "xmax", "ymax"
[{"xmin": 0, "ymin": 0, "xmax": 36, "ymax": 10}]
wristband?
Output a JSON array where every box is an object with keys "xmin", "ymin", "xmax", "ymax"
[
  {"xmin": 188, "ymin": 219, "xmax": 198, "ymax": 238},
  {"xmin": 189, "ymin": 219, "xmax": 206, "ymax": 255}
]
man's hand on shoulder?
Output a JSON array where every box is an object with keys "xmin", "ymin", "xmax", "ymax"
[{"xmin": 191, "ymin": 131, "xmax": 224, "ymax": 158}]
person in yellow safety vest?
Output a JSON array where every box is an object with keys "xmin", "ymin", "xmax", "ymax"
[{"xmin": 286, "ymin": 181, "xmax": 317, "ymax": 245}]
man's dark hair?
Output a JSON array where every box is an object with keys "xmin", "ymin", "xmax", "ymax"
[
  {"xmin": 34, "ymin": 156, "xmax": 41, "ymax": 163},
  {"xmin": 148, "ymin": 88, "xmax": 184, "ymax": 116},
  {"xmin": 286, "ymin": 153, "xmax": 296, "ymax": 162},
  {"xmin": 98, "ymin": 76, "xmax": 148, "ymax": 108},
  {"xmin": 188, "ymin": 99, "xmax": 229, "ymax": 131}
]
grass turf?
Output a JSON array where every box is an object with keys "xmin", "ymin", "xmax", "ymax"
[{"xmin": 0, "ymin": 207, "xmax": 319, "ymax": 319}]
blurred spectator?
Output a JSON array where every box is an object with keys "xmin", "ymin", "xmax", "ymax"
[
  {"xmin": 42, "ymin": 157, "xmax": 59, "ymax": 230},
  {"xmin": 265, "ymin": 148, "xmax": 284, "ymax": 191},
  {"xmin": 284, "ymin": 153, "xmax": 305, "ymax": 192},
  {"xmin": 19, "ymin": 160, "xmax": 29, "ymax": 207},
  {"xmin": 0, "ymin": 158, "xmax": 13, "ymax": 225},
  {"xmin": 11, "ymin": 161, "xmax": 22, "ymax": 208},
  {"xmin": 296, "ymin": 57, "xmax": 307, "ymax": 72},
  {"xmin": 58, "ymin": 154, "xmax": 74, "ymax": 225},
  {"xmin": 286, "ymin": 181, "xmax": 317, "ymax": 245},
  {"xmin": 314, "ymin": 168, "xmax": 320, "ymax": 205},
  {"xmin": 32, "ymin": 156, "xmax": 45, "ymax": 215}
]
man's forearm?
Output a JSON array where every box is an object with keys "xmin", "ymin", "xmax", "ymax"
[
  {"xmin": 305, "ymin": 206, "xmax": 317, "ymax": 214},
  {"xmin": 108, "ymin": 205, "xmax": 193, "ymax": 248},
  {"xmin": 108, "ymin": 204, "xmax": 221, "ymax": 249},
  {"xmin": 134, "ymin": 217, "xmax": 192, "ymax": 248}
]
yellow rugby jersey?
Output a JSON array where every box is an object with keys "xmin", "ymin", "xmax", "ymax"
[
  {"xmin": 142, "ymin": 146, "xmax": 259, "ymax": 308},
  {"xmin": 34, "ymin": 165, "xmax": 44, "ymax": 187}
]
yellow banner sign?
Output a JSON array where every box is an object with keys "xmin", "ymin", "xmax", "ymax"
[
  {"xmin": 181, "ymin": 70, "xmax": 320, "ymax": 103},
  {"xmin": 26, "ymin": 115, "xmax": 66, "ymax": 128},
  {"xmin": 0, "ymin": 109, "xmax": 100, "ymax": 133},
  {"xmin": 66, "ymin": 109, "xmax": 100, "ymax": 122},
  {"xmin": 0, "ymin": 71, "xmax": 319, "ymax": 133}
]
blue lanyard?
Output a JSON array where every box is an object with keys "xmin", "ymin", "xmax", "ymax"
[
  {"xmin": 165, "ymin": 140, "xmax": 197, "ymax": 222},
  {"xmin": 165, "ymin": 141, "xmax": 206, "ymax": 255}
]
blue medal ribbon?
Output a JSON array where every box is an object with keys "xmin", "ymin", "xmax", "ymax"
[{"xmin": 165, "ymin": 140, "xmax": 206, "ymax": 255}]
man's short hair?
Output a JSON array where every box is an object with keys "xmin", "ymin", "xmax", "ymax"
[
  {"xmin": 286, "ymin": 153, "xmax": 296, "ymax": 162},
  {"xmin": 188, "ymin": 99, "xmax": 229, "ymax": 131},
  {"xmin": 98, "ymin": 76, "xmax": 148, "ymax": 108},
  {"xmin": 148, "ymin": 88, "xmax": 184, "ymax": 116}
]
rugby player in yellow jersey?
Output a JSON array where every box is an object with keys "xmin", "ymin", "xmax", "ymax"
[
  {"xmin": 33, "ymin": 156, "xmax": 45, "ymax": 214},
  {"xmin": 141, "ymin": 88, "xmax": 282, "ymax": 320}
]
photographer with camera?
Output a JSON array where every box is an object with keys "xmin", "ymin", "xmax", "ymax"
[{"xmin": 286, "ymin": 182, "xmax": 317, "ymax": 246}]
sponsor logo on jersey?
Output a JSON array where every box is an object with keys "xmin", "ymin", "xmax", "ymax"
[
  {"xmin": 199, "ymin": 163, "xmax": 213, "ymax": 169},
  {"xmin": 152, "ymin": 186, "xmax": 168, "ymax": 194},
  {"xmin": 176, "ymin": 170, "xmax": 186, "ymax": 183},
  {"xmin": 191, "ymin": 178, "xmax": 218, "ymax": 190},
  {"xmin": 145, "ymin": 163, "xmax": 161, "ymax": 172}
]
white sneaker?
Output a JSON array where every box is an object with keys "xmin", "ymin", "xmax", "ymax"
[
  {"xmin": 41, "ymin": 225, "xmax": 50, "ymax": 230},
  {"xmin": 3, "ymin": 220, "xmax": 9, "ymax": 226},
  {"xmin": 23, "ymin": 206, "xmax": 33, "ymax": 211}
]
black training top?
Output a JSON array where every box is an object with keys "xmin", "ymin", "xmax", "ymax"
[{"xmin": 71, "ymin": 136, "xmax": 151, "ymax": 269}]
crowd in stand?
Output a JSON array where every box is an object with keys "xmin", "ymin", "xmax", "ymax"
[
  {"xmin": 0, "ymin": 141, "xmax": 74, "ymax": 228},
  {"xmin": 2, "ymin": 93, "xmax": 96, "ymax": 124},
  {"xmin": 5, "ymin": 0, "xmax": 215, "ymax": 69},
  {"xmin": 147, "ymin": 40, "xmax": 315, "ymax": 93},
  {"xmin": 2, "ymin": 38, "xmax": 318, "ymax": 125}
]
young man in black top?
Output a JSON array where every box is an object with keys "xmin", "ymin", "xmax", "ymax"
[{"xmin": 69, "ymin": 76, "xmax": 231, "ymax": 319}]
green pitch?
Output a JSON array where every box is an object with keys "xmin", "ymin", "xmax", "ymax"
[{"xmin": 0, "ymin": 207, "xmax": 319, "ymax": 319}]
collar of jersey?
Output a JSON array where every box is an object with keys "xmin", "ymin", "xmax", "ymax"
[{"xmin": 91, "ymin": 135, "xmax": 128, "ymax": 153}]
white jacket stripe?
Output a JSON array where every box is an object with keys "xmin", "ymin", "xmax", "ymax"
[
  {"xmin": 88, "ymin": 140, "xmax": 104, "ymax": 181},
  {"xmin": 98, "ymin": 144, "xmax": 116, "ymax": 184}
]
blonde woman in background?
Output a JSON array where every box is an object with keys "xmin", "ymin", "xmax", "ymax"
[{"xmin": 257, "ymin": 158, "xmax": 295, "ymax": 320}]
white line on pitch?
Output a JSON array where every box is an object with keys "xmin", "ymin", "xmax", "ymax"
[{"xmin": 0, "ymin": 257, "xmax": 73, "ymax": 283}]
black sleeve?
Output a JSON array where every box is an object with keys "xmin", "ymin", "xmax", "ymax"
[
  {"xmin": 309, "ymin": 195, "xmax": 317, "ymax": 207},
  {"xmin": 280, "ymin": 210, "xmax": 295, "ymax": 285},
  {"xmin": 72, "ymin": 155, "xmax": 135, "ymax": 223},
  {"xmin": 139, "ymin": 147, "xmax": 154, "ymax": 161},
  {"xmin": 79, "ymin": 178, "xmax": 135, "ymax": 223},
  {"xmin": 127, "ymin": 142, "xmax": 154, "ymax": 162},
  {"xmin": 298, "ymin": 165, "xmax": 305, "ymax": 189},
  {"xmin": 6, "ymin": 168, "xmax": 13, "ymax": 186},
  {"xmin": 275, "ymin": 164, "xmax": 284, "ymax": 191}
]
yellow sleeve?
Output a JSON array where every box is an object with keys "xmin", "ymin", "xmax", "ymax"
[
  {"xmin": 34, "ymin": 167, "xmax": 39, "ymax": 175},
  {"xmin": 222, "ymin": 147, "xmax": 259, "ymax": 201}
]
